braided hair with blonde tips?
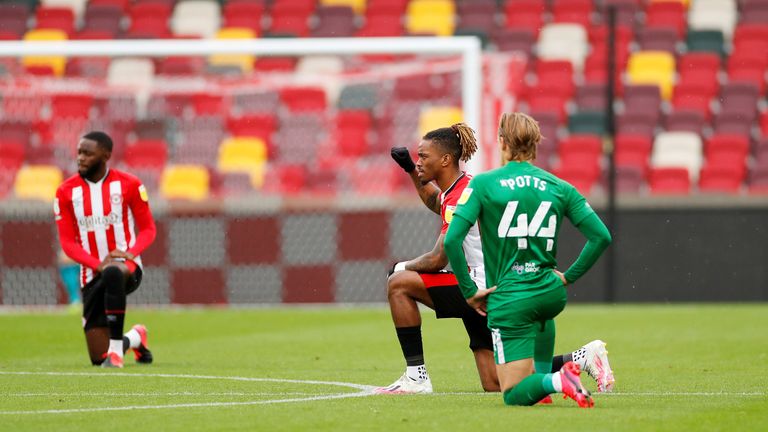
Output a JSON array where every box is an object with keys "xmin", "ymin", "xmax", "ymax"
[{"xmin": 423, "ymin": 122, "xmax": 478, "ymax": 165}]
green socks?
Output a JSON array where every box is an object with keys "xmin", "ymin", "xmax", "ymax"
[{"xmin": 502, "ymin": 373, "xmax": 555, "ymax": 406}]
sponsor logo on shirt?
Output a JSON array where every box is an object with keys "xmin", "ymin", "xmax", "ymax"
[
  {"xmin": 511, "ymin": 261, "xmax": 540, "ymax": 275},
  {"xmin": 77, "ymin": 212, "xmax": 123, "ymax": 231}
]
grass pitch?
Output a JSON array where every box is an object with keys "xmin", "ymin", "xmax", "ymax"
[{"xmin": 1, "ymin": 304, "xmax": 766, "ymax": 431}]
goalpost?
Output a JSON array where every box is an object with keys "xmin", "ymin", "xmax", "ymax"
[{"xmin": 0, "ymin": 36, "xmax": 485, "ymax": 171}]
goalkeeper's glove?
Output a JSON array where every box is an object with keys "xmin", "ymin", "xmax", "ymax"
[{"xmin": 390, "ymin": 147, "xmax": 416, "ymax": 173}]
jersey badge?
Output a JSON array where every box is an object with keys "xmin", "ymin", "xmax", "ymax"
[
  {"xmin": 138, "ymin": 185, "xmax": 149, "ymax": 202},
  {"xmin": 445, "ymin": 205, "xmax": 456, "ymax": 223},
  {"xmin": 457, "ymin": 188, "xmax": 473, "ymax": 205}
]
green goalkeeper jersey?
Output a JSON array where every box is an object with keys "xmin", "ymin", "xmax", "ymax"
[{"xmin": 451, "ymin": 161, "xmax": 596, "ymax": 297}]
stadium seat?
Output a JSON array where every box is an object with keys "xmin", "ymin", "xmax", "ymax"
[
  {"xmin": 552, "ymin": 0, "xmax": 593, "ymax": 27},
  {"xmin": 35, "ymin": 6, "xmax": 76, "ymax": 36},
  {"xmin": 171, "ymin": 0, "xmax": 221, "ymax": 38},
  {"xmin": 706, "ymin": 134, "xmax": 749, "ymax": 159},
  {"xmin": 357, "ymin": 9, "xmax": 403, "ymax": 37},
  {"xmin": 713, "ymin": 111, "xmax": 754, "ymax": 136},
  {"xmin": 553, "ymin": 164, "xmax": 601, "ymax": 195},
  {"xmin": 626, "ymin": 51, "xmax": 675, "ymax": 100},
  {"xmin": 645, "ymin": 1, "xmax": 687, "ymax": 39},
  {"xmin": 312, "ymin": 6, "xmax": 356, "ymax": 37},
  {"xmin": 664, "ymin": 110, "xmax": 706, "ymax": 135},
  {"xmin": 456, "ymin": 0, "xmax": 498, "ymax": 36},
  {"xmin": 699, "ymin": 165, "xmax": 744, "ymax": 193},
  {"xmin": 208, "ymin": 28, "xmax": 256, "ymax": 73},
  {"xmin": 418, "ymin": 107, "xmax": 463, "ymax": 137},
  {"xmin": 279, "ymin": 87, "xmax": 327, "ymax": 112},
  {"xmin": 0, "ymin": 4, "xmax": 31, "ymax": 39},
  {"xmin": 615, "ymin": 165, "xmax": 645, "ymax": 194},
  {"xmin": 538, "ymin": 24, "xmax": 588, "ymax": 71},
  {"xmin": 406, "ymin": 0, "xmax": 455, "ymax": 36},
  {"xmin": 649, "ymin": 167, "xmax": 691, "ymax": 195},
  {"xmin": 223, "ymin": 0, "xmax": 264, "ymax": 34},
  {"xmin": 157, "ymin": 56, "xmax": 205, "ymax": 76},
  {"xmin": 688, "ymin": 0, "xmax": 737, "ymax": 41},
  {"xmin": 336, "ymin": 110, "xmax": 372, "ymax": 157},
  {"xmin": 0, "ymin": 121, "xmax": 33, "ymax": 146},
  {"xmin": 123, "ymin": 139, "xmax": 169, "ymax": 169},
  {"xmin": 347, "ymin": 161, "xmax": 399, "ymax": 195},
  {"xmin": 504, "ymin": 0, "xmax": 545, "ymax": 36},
  {"xmin": 160, "ymin": 165, "xmax": 210, "ymax": 201},
  {"xmin": 493, "ymin": 28, "xmax": 535, "ymax": 56},
  {"xmin": 686, "ymin": 30, "xmax": 725, "ymax": 56},
  {"xmin": 615, "ymin": 134, "xmax": 652, "ymax": 174},
  {"xmin": 226, "ymin": 114, "xmax": 277, "ymax": 149},
  {"xmin": 558, "ymin": 134, "xmax": 603, "ymax": 157},
  {"xmin": 217, "ymin": 137, "xmax": 268, "ymax": 180},
  {"xmin": 22, "ymin": 29, "xmax": 68, "ymax": 77},
  {"xmin": 652, "ymin": 131, "xmax": 703, "ymax": 181},
  {"xmin": 623, "ymin": 85, "xmax": 662, "ymax": 115},
  {"xmin": 107, "ymin": 58, "xmax": 154, "ymax": 88},
  {"xmin": 338, "ymin": 84, "xmax": 378, "ymax": 110},
  {"xmin": 720, "ymin": 83, "xmax": 760, "ymax": 116},
  {"xmin": 568, "ymin": 112, "xmax": 607, "ymax": 135},
  {"xmin": 637, "ymin": 27, "xmax": 678, "ymax": 53},
  {"xmin": 126, "ymin": 2, "xmax": 172, "ymax": 38},
  {"xmin": 599, "ymin": 0, "xmax": 641, "ymax": 26},
  {"xmin": 672, "ymin": 83, "xmax": 713, "ymax": 120},
  {"xmin": 83, "ymin": 4, "xmax": 123, "ymax": 33},
  {"xmin": 13, "ymin": 165, "xmax": 63, "ymax": 201},
  {"xmin": 0, "ymin": 141, "xmax": 26, "ymax": 170},
  {"xmin": 192, "ymin": 93, "xmax": 225, "ymax": 116},
  {"xmin": 575, "ymin": 83, "xmax": 608, "ymax": 112},
  {"xmin": 320, "ymin": 0, "xmax": 366, "ymax": 14},
  {"xmin": 267, "ymin": 1, "xmax": 314, "ymax": 37},
  {"xmin": 760, "ymin": 111, "xmax": 768, "ymax": 138}
]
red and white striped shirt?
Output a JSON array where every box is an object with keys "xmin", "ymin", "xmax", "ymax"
[{"xmin": 55, "ymin": 169, "xmax": 156, "ymax": 286}]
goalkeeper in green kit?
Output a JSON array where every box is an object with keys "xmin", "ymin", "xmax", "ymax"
[{"xmin": 444, "ymin": 112, "xmax": 612, "ymax": 408}]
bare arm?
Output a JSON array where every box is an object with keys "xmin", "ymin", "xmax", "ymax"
[
  {"xmin": 403, "ymin": 233, "xmax": 449, "ymax": 273},
  {"xmin": 407, "ymin": 170, "xmax": 441, "ymax": 215}
]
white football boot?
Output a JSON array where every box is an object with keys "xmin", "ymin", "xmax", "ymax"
[
  {"xmin": 374, "ymin": 373, "xmax": 433, "ymax": 394},
  {"xmin": 583, "ymin": 340, "xmax": 615, "ymax": 392}
]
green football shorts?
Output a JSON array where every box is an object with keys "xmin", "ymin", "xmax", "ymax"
[{"xmin": 487, "ymin": 283, "xmax": 567, "ymax": 364}]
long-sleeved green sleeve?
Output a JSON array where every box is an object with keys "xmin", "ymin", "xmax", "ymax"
[
  {"xmin": 444, "ymin": 215, "xmax": 480, "ymax": 299},
  {"xmin": 563, "ymin": 212, "xmax": 612, "ymax": 284}
]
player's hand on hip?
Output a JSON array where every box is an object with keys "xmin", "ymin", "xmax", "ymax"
[
  {"xmin": 467, "ymin": 286, "xmax": 496, "ymax": 317},
  {"xmin": 390, "ymin": 147, "xmax": 416, "ymax": 173},
  {"xmin": 553, "ymin": 270, "xmax": 568, "ymax": 286}
]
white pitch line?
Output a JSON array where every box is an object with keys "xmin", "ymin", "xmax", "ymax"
[
  {"xmin": 0, "ymin": 371, "xmax": 378, "ymax": 415},
  {"xmin": 4, "ymin": 392, "xmax": 318, "ymax": 397},
  {"xmin": 434, "ymin": 391, "xmax": 766, "ymax": 397}
]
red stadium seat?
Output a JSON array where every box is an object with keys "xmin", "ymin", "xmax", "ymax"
[
  {"xmin": 123, "ymin": 139, "xmax": 168, "ymax": 169},
  {"xmin": 279, "ymin": 87, "xmax": 326, "ymax": 112},
  {"xmin": 313, "ymin": 6, "xmax": 356, "ymax": 38},
  {"xmin": 357, "ymin": 11, "xmax": 403, "ymax": 37},
  {"xmin": 253, "ymin": 56, "xmax": 297, "ymax": 72},
  {"xmin": 553, "ymin": 163, "xmax": 601, "ymax": 195},
  {"xmin": 51, "ymin": 94, "xmax": 93, "ymax": 119},
  {"xmin": 35, "ymin": 7, "xmax": 76, "ymax": 36},
  {"xmin": 127, "ymin": 3, "xmax": 172, "ymax": 38},
  {"xmin": 552, "ymin": 0, "xmax": 592, "ymax": 27},
  {"xmin": 335, "ymin": 110, "xmax": 372, "ymax": 158},
  {"xmin": 0, "ymin": 4, "xmax": 31, "ymax": 39},
  {"xmin": 192, "ymin": 93, "xmax": 225, "ymax": 116},
  {"xmin": 706, "ymin": 134, "xmax": 750, "ymax": 159},
  {"xmin": 224, "ymin": 1, "xmax": 265, "ymax": 34},
  {"xmin": 558, "ymin": 134, "xmax": 603, "ymax": 156},
  {"xmin": 699, "ymin": 165, "xmax": 744, "ymax": 194},
  {"xmin": 0, "ymin": 141, "xmax": 25, "ymax": 169},
  {"xmin": 348, "ymin": 162, "xmax": 399, "ymax": 195},
  {"xmin": 267, "ymin": 1, "xmax": 314, "ymax": 37},
  {"xmin": 671, "ymin": 83, "xmax": 713, "ymax": 120},
  {"xmin": 157, "ymin": 56, "xmax": 204, "ymax": 76},
  {"xmin": 649, "ymin": 168, "xmax": 691, "ymax": 195},
  {"xmin": 644, "ymin": 1, "xmax": 687, "ymax": 39},
  {"xmin": 226, "ymin": 113, "xmax": 277, "ymax": 152}
]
